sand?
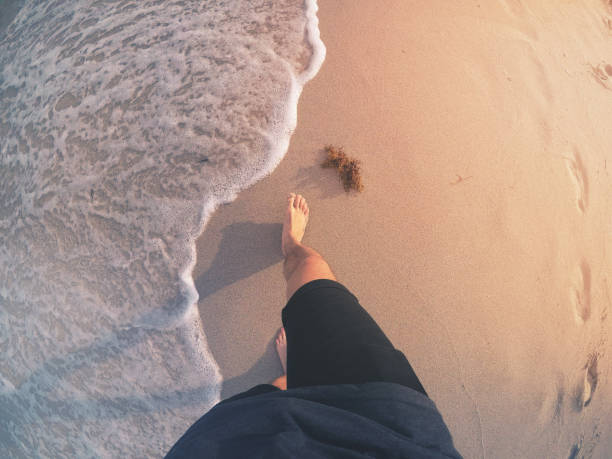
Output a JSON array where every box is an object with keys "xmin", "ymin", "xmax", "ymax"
[{"xmin": 194, "ymin": 1, "xmax": 612, "ymax": 457}]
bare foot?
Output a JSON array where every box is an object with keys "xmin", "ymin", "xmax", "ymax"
[
  {"xmin": 275, "ymin": 327, "xmax": 287, "ymax": 374},
  {"xmin": 281, "ymin": 193, "xmax": 309, "ymax": 257}
]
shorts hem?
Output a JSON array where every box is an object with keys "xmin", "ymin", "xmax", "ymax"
[{"xmin": 283, "ymin": 279, "xmax": 357, "ymax": 314}]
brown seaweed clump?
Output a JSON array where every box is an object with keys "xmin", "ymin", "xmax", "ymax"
[{"xmin": 321, "ymin": 145, "xmax": 364, "ymax": 192}]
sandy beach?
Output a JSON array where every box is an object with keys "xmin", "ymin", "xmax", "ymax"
[{"xmin": 194, "ymin": 1, "xmax": 612, "ymax": 457}]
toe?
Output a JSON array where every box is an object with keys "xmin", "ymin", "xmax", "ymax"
[{"xmin": 294, "ymin": 194, "xmax": 301, "ymax": 208}]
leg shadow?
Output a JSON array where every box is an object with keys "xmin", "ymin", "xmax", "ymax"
[
  {"xmin": 195, "ymin": 220, "xmax": 285, "ymax": 400},
  {"xmin": 195, "ymin": 221, "xmax": 283, "ymax": 301}
]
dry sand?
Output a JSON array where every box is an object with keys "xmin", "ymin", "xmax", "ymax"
[{"xmin": 194, "ymin": 1, "xmax": 612, "ymax": 457}]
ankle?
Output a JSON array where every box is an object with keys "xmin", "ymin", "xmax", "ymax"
[
  {"xmin": 284, "ymin": 238, "xmax": 302, "ymax": 258},
  {"xmin": 271, "ymin": 374, "xmax": 287, "ymax": 390}
]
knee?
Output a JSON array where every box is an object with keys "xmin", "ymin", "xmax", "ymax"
[
  {"xmin": 293, "ymin": 254, "xmax": 335, "ymax": 280},
  {"xmin": 284, "ymin": 252, "xmax": 321, "ymax": 272},
  {"xmin": 298, "ymin": 254, "xmax": 326, "ymax": 268}
]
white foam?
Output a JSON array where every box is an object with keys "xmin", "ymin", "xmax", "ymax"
[{"xmin": 0, "ymin": 0, "xmax": 325, "ymax": 456}]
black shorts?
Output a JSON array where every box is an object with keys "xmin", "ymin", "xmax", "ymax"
[{"xmin": 222, "ymin": 279, "xmax": 427, "ymax": 404}]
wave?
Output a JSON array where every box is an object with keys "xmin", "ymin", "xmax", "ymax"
[{"xmin": 0, "ymin": 0, "xmax": 325, "ymax": 456}]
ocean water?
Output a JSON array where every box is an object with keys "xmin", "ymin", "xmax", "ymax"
[{"xmin": 0, "ymin": 0, "xmax": 325, "ymax": 456}]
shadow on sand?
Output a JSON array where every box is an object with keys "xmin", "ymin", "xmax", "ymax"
[{"xmin": 195, "ymin": 220, "xmax": 285, "ymax": 400}]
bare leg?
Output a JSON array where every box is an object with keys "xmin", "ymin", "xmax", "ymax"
[
  {"xmin": 270, "ymin": 194, "xmax": 336, "ymax": 390},
  {"xmin": 270, "ymin": 327, "xmax": 288, "ymax": 390},
  {"xmin": 282, "ymin": 193, "xmax": 336, "ymax": 301}
]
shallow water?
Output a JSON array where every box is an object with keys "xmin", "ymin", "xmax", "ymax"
[{"xmin": 0, "ymin": 0, "xmax": 324, "ymax": 456}]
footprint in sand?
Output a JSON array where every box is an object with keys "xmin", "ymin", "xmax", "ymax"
[
  {"xmin": 564, "ymin": 148, "xmax": 589, "ymax": 214},
  {"xmin": 569, "ymin": 424, "xmax": 602, "ymax": 459},
  {"xmin": 571, "ymin": 261, "xmax": 591, "ymax": 324},
  {"xmin": 602, "ymin": 278, "xmax": 611, "ymax": 323},
  {"xmin": 575, "ymin": 352, "xmax": 599, "ymax": 410},
  {"xmin": 589, "ymin": 62, "xmax": 612, "ymax": 90},
  {"xmin": 604, "ymin": 16, "xmax": 612, "ymax": 34},
  {"xmin": 597, "ymin": 0, "xmax": 612, "ymax": 36}
]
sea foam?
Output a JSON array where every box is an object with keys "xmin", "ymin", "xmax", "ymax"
[{"xmin": 0, "ymin": 0, "xmax": 325, "ymax": 456}]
